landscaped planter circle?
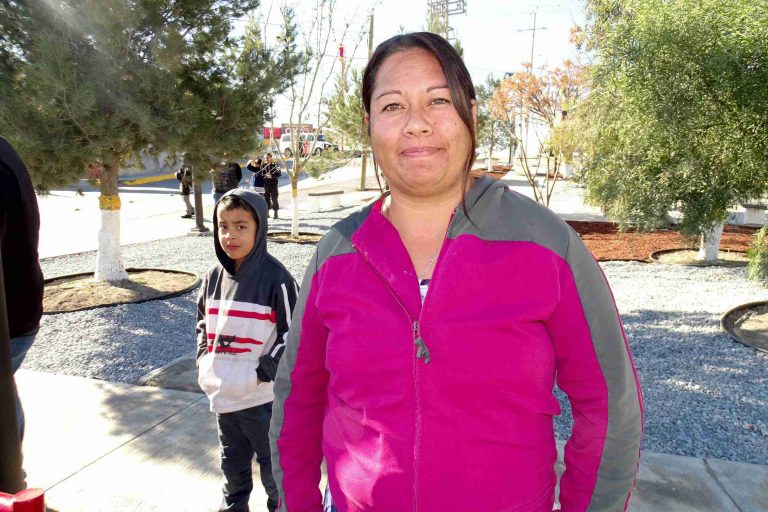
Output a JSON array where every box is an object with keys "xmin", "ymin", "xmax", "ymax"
[
  {"xmin": 649, "ymin": 248, "xmax": 748, "ymax": 267},
  {"xmin": 267, "ymin": 231, "xmax": 323, "ymax": 244},
  {"xmin": 721, "ymin": 300, "xmax": 768, "ymax": 354},
  {"xmin": 43, "ymin": 268, "xmax": 200, "ymax": 314}
]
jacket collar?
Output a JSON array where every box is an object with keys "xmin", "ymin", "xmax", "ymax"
[{"xmin": 351, "ymin": 199, "xmax": 423, "ymax": 320}]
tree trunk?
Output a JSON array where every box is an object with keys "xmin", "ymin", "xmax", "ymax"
[
  {"xmin": 360, "ymin": 153, "xmax": 368, "ymax": 191},
  {"xmin": 489, "ymin": 124, "xmax": 495, "ymax": 160},
  {"xmin": 291, "ymin": 178, "xmax": 300, "ymax": 238},
  {"xmin": 696, "ymin": 222, "xmax": 724, "ymax": 262},
  {"xmin": 191, "ymin": 175, "xmax": 209, "ymax": 233},
  {"xmin": 94, "ymin": 161, "xmax": 129, "ymax": 282}
]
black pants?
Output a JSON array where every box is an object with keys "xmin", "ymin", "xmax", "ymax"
[
  {"xmin": 264, "ymin": 183, "xmax": 279, "ymax": 212},
  {"xmin": 216, "ymin": 403, "xmax": 278, "ymax": 512}
]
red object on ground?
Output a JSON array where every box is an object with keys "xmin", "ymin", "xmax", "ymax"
[{"xmin": 0, "ymin": 489, "xmax": 45, "ymax": 512}]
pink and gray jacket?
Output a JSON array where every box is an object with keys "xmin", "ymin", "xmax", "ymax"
[{"xmin": 270, "ymin": 176, "xmax": 644, "ymax": 511}]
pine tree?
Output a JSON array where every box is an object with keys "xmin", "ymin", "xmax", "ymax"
[
  {"xmin": 0, "ymin": 0, "xmax": 262, "ymax": 281},
  {"xmin": 326, "ymin": 67, "xmax": 367, "ymax": 152},
  {"xmin": 169, "ymin": 12, "xmax": 303, "ymax": 230}
]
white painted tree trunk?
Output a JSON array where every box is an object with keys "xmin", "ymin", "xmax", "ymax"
[
  {"xmin": 94, "ymin": 208, "xmax": 128, "ymax": 282},
  {"xmin": 696, "ymin": 221, "xmax": 724, "ymax": 262},
  {"xmin": 291, "ymin": 183, "xmax": 300, "ymax": 238}
]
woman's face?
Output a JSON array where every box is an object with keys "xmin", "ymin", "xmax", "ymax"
[{"xmin": 366, "ymin": 48, "xmax": 475, "ymax": 201}]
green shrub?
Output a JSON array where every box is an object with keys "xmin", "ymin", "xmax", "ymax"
[
  {"xmin": 747, "ymin": 227, "xmax": 768, "ymax": 286},
  {"xmin": 302, "ymin": 151, "xmax": 351, "ymax": 179}
]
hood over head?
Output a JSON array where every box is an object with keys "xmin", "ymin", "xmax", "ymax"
[{"xmin": 213, "ymin": 188, "xmax": 269, "ymax": 275}]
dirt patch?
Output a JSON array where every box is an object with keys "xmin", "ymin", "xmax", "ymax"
[
  {"xmin": 44, "ymin": 269, "xmax": 199, "ymax": 313},
  {"xmin": 267, "ymin": 231, "xmax": 324, "ymax": 244},
  {"xmin": 567, "ymin": 221, "xmax": 756, "ymax": 262},
  {"xmin": 651, "ymin": 249, "xmax": 748, "ymax": 267},
  {"xmin": 722, "ymin": 302, "xmax": 768, "ymax": 353}
]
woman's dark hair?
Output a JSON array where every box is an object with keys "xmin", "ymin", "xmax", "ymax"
[{"xmin": 362, "ymin": 32, "xmax": 477, "ymax": 206}]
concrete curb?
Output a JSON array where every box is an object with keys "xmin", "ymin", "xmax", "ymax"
[{"xmin": 119, "ymin": 172, "xmax": 176, "ymax": 185}]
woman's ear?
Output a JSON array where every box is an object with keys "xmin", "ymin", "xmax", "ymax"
[
  {"xmin": 365, "ymin": 112, "xmax": 371, "ymax": 136},
  {"xmin": 471, "ymin": 99, "xmax": 478, "ymax": 131}
]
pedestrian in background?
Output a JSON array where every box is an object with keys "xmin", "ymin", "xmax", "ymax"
[
  {"xmin": 211, "ymin": 160, "xmax": 242, "ymax": 204},
  {"xmin": 0, "ymin": 137, "xmax": 44, "ymax": 448},
  {"xmin": 261, "ymin": 153, "xmax": 281, "ymax": 219},
  {"xmin": 175, "ymin": 156, "xmax": 194, "ymax": 218},
  {"xmin": 247, "ymin": 155, "xmax": 265, "ymax": 196}
]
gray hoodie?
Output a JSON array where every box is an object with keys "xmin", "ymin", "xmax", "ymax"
[{"xmin": 195, "ymin": 189, "xmax": 298, "ymax": 413}]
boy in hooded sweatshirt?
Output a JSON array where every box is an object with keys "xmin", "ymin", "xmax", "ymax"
[{"xmin": 196, "ymin": 189, "xmax": 298, "ymax": 512}]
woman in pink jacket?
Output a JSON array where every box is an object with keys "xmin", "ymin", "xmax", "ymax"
[{"xmin": 270, "ymin": 32, "xmax": 643, "ymax": 512}]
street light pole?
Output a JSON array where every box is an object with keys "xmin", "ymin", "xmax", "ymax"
[{"xmin": 360, "ymin": 13, "xmax": 374, "ymax": 191}]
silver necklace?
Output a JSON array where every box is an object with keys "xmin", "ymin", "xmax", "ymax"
[
  {"xmin": 383, "ymin": 200, "xmax": 440, "ymax": 281},
  {"xmin": 419, "ymin": 251, "xmax": 440, "ymax": 281}
]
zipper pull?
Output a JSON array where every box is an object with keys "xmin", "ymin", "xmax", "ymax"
[{"xmin": 413, "ymin": 321, "xmax": 431, "ymax": 364}]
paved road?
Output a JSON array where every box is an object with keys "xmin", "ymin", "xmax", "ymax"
[{"xmin": 37, "ymin": 164, "xmax": 380, "ymax": 259}]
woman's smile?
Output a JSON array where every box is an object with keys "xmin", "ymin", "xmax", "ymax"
[{"xmin": 400, "ymin": 145, "xmax": 442, "ymax": 157}]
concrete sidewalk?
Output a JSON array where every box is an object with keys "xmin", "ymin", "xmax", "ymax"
[{"xmin": 17, "ymin": 366, "xmax": 768, "ymax": 511}]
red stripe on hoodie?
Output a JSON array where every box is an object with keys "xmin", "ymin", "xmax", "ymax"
[{"xmin": 207, "ymin": 307, "xmax": 277, "ymax": 322}]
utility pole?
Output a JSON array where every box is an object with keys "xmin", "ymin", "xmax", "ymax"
[
  {"xmin": 360, "ymin": 13, "xmax": 374, "ymax": 191},
  {"xmin": 516, "ymin": 8, "xmax": 546, "ymax": 159},
  {"xmin": 427, "ymin": 0, "xmax": 467, "ymax": 42}
]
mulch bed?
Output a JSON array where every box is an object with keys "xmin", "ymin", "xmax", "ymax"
[
  {"xmin": 567, "ymin": 221, "xmax": 757, "ymax": 262},
  {"xmin": 44, "ymin": 269, "xmax": 200, "ymax": 314}
]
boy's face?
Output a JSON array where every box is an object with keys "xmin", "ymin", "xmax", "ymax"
[{"xmin": 218, "ymin": 207, "xmax": 259, "ymax": 269}]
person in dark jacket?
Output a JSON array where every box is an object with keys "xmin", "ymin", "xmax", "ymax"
[
  {"xmin": 211, "ymin": 160, "xmax": 243, "ymax": 204},
  {"xmin": 0, "ymin": 137, "xmax": 44, "ymax": 442},
  {"xmin": 175, "ymin": 158, "xmax": 194, "ymax": 218},
  {"xmin": 247, "ymin": 155, "xmax": 265, "ymax": 196},
  {"xmin": 261, "ymin": 153, "xmax": 281, "ymax": 219}
]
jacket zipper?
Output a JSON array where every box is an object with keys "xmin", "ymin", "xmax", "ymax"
[
  {"xmin": 413, "ymin": 320, "xmax": 430, "ymax": 364},
  {"xmin": 353, "ymin": 244, "xmax": 429, "ymax": 511},
  {"xmin": 353, "ymin": 244, "xmax": 430, "ymax": 365}
]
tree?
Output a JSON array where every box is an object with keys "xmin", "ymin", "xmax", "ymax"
[
  {"xmin": 170, "ymin": 12, "xmax": 302, "ymax": 231},
  {"xmin": 577, "ymin": 0, "xmax": 768, "ymax": 261},
  {"xmin": 475, "ymin": 75, "xmax": 511, "ymax": 161},
  {"xmin": 1, "ymin": 1, "xmax": 174, "ymax": 281},
  {"xmin": 326, "ymin": 66, "xmax": 367, "ymax": 152},
  {"xmin": 491, "ymin": 60, "xmax": 587, "ymax": 206},
  {"xmin": 270, "ymin": 0, "xmax": 369, "ymax": 238},
  {"xmin": 0, "ymin": 0, "xmax": 259, "ymax": 281}
]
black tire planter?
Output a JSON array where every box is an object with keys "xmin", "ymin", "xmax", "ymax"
[
  {"xmin": 721, "ymin": 300, "xmax": 768, "ymax": 354},
  {"xmin": 43, "ymin": 267, "xmax": 200, "ymax": 314},
  {"xmin": 266, "ymin": 231, "xmax": 323, "ymax": 244}
]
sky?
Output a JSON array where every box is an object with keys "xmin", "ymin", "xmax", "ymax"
[{"xmin": 253, "ymin": 0, "xmax": 586, "ymax": 124}]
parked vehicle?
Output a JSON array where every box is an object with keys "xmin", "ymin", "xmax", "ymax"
[
  {"xmin": 278, "ymin": 133, "xmax": 296, "ymax": 157},
  {"xmin": 303, "ymin": 133, "xmax": 339, "ymax": 155},
  {"xmin": 279, "ymin": 132, "xmax": 339, "ymax": 157}
]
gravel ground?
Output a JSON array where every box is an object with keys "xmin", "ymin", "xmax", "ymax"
[{"xmin": 28, "ymin": 205, "xmax": 768, "ymax": 465}]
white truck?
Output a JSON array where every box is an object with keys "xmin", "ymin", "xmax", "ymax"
[{"xmin": 279, "ymin": 132, "xmax": 338, "ymax": 157}]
